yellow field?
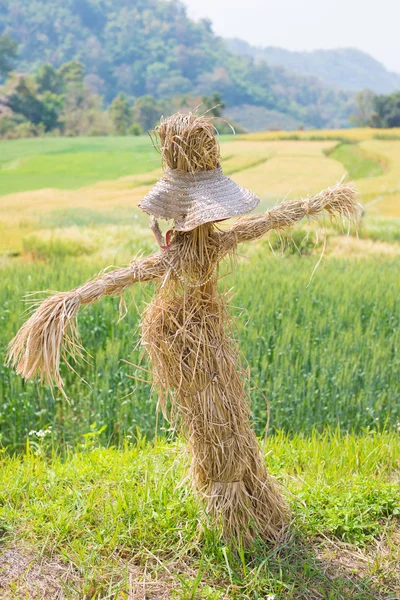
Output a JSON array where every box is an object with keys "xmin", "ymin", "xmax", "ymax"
[
  {"xmin": 241, "ymin": 127, "xmax": 400, "ymax": 142},
  {"xmin": 223, "ymin": 140, "xmax": 342, "ymax": 200},
  {"xmin": 355, "ymin": 141, "xmax": 400, "ymax": 216},
  {"xmin": 1, "ymin": 131, "xmax": 400, "ymax": 256}
]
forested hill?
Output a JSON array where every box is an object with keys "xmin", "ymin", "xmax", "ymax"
[
  {"xmin": 227, "ymin": 39, "xmax": 400, "ymax": 95},
  {"xmin": 0, "ymin": 0, "xmax": 354, "ymax": 129}
]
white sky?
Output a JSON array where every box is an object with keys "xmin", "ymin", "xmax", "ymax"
[{"xmin": 182, "ymin": 0, "xmax": 400, "ymax": 73}]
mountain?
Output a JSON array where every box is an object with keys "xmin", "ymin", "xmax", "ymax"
[
  {"xmin": 0, "ymin": 0, "xmax": 355, "ymax": 130},
  {"xmin": 227, "ymin": 39, "xmax": 400, "ymax": 94}
]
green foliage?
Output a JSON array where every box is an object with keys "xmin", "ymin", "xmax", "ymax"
[
  {"xmin": 0, "ymin": 432, "xmax": 399, "ymax": 597},
  {"xmin": 353, "ymin": 89, "xmax": 400, "ymax": 129},
  {"xmin": 0, "ymin": 59, "xmax": 156, "ymax": 138},
  {"xmin": 202, "ymin": 92, "xmax": 225, "ymax": 117},
  {"xmin": 127, "ymin": 122, "xmax": 143, "ymax": 136},
  {"xmin": 0, "ymin": 62, "xmax": 103, "ymax": 136},
  {"xmin": 58, "ymin": 60, "xmax": 85, "ymax": 85},
  {"xmin": 4, "ymin": 74, "xmax": 51, "ymax": 126},
  {"xmin": 1, "ymin": 250, "xmax": 399, "ymax": 449},
  {"xmin": 109, "ymin": 93, "xmax": 133, "ymax": 135},
  {"xmin": 35, "ymin": 63, "xmax": 64, "ymax": 95},
  {"xmin": 133, "ymin": 94, "xmax": 163, "ymax": 132},
  {"xmin": 0, "ymin": 0, "xmax": 354, "ymax": 128},
  {"xmin": 0, "ymin": 33, "xmax": 18, "ymax": 79},
  {"xmin": 370, "ymin": 91, "xmax": 400, "ymax": 128},
  {"xmin": 351, "ymin": 89, "xmax": 375, "ymax": 126}
]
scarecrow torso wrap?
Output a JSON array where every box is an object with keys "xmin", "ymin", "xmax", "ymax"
[{"xmin": 141, "ymin": 223, "xmax": 287, "ymax": 543}]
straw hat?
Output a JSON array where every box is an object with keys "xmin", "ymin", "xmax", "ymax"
[
  {"xmin": 138, "ymin": 112, "xmax": 259, "ymax": 232},
  {"xmin": 139, "ymin": 166, "xmax": 259, "ymax": 232}
]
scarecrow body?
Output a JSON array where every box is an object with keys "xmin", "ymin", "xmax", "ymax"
[
  {"xmin": 142, "ymin": 223, "xmax": 287, "ymax": 543},
  {"xmin": 8, "ymin": 113, "xmax": 359, "ymax": 545}
]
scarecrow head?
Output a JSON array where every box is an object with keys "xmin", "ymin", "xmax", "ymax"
[{"xmin": 138, "ymin": 112, "xmax": 260, "ymax": 246}]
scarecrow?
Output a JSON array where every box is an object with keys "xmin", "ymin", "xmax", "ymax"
[{"xmin": 8, "ymin": 113, "xmax": 359, "ymax": 545}]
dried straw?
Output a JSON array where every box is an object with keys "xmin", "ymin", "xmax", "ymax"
[
  {"xmin": 152, "ymin": 112, "xmax": 220, "ymax": 173},
  {"xmin": 7, "ymin": 253, "xmax": 164, "ymax": 394},
  {"xmin": 8, "ymin": 112, "xmax": 361, "ymax": 545},
  {"xmin": 142, "ymin": 224, "xmax": 288, "ymax": 544},
  {"xmin": 225, "ymin": 179, "xmax": 361, "ymax": 246}
]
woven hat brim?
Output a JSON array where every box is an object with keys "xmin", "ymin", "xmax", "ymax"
[{"xmin": 138, "ymin": 167, "xmax": 259, "ymax": 232}]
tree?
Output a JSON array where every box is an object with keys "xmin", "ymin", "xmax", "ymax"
[
  {"xmin": 4, "ymin": 74, "xmax": 47, "ymax": 126},
  {"xmin": 0, "ymin": 34, "xmax": 18, "ymax": 80},
  {"xmin": 370, "ymin": 92, "xmax": 400, "ymax": 128},
  {"xmin": 59, "ymin": 61, "xmax": 85, "ymax": 85},
  {"xmin": 351, "ymin": 89, "xmax": 375, "ymax": 126},
  {"xmin": 61, "ymin": 83, "xmax": 110, "ymax": 136},
  {"xmin": 40, "ymin": 91, "xmax": 64, "ymax": 130},
  {"xmin": 109, "ymin": 93, "xmax": 132, "ymax": 134},
  {"xmin": 133, "ymin": 95, "xmax": 162, "ymax": 131},
  {"xmin": 127, "ymin": 122, "xmax": 143, "ymax": 136},
  {"xmin": 35, "ymin": 64, "xmax": 64, "ymax": 95},
  {"xmin": 201, "ymin": 92, "xmax": 225, "ymax": 117}
]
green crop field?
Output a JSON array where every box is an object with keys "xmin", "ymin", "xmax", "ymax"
[
  {"xmin": 0, "ymin": 136, "xmax": 159, "ymax": 196},
  {"xmin": 1, "ymin": 129, "xmax": 399, "ymax": 598}
]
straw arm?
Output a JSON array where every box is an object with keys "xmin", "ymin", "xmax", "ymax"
[
  {"xmin": 7, "ymin": 252, "xmax": 166, "ymax": 391},
  {"xmin": 66, "ymin": 251, "xmax": 165, "ymax": 305},
  {"xmin": 221, "ymin": 181, "xmax": 360, "ymax": 246}
]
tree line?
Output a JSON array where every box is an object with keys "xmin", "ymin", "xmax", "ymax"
[
  {"xmin": 0, "ymin": 0, "xmax": 356, "ymax": 130},
  {"xmin": 353, "ymin": 89, "xmax": 400, "ymax": 128},
  {"xmin": 0, "ymin": 34, "xmax": 229, "ymax": 138},
  {"xmin": 1, "ymin": 25, "xmax": 399, "ymax": 139}
]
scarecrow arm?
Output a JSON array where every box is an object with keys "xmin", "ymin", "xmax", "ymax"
[
  {"xmin": 7, "ymin": 252, "xmax": 166, "ymax": 393},
  {"xmin": 222, "ymin": 181, "xmax": 359, "ymax": 246}
]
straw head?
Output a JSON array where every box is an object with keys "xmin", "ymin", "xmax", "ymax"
[{"xmin": 139, "ymin": 112, "xmax": 259, "ymax": 231}]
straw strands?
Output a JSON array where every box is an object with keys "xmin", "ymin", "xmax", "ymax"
[
  {"xmin": 7, "ymin": 253, "xmax": 165, "ymax": 394},
  {"xmin": 153, "ymin": 112, "xmax": 221, "ymax": 173},
  {"xmin": 226, "ymin": 179, "xmax": 360, "ymax": 246}
]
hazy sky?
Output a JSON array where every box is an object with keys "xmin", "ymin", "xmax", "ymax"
[{"xmin": 182, "ymin": 0, "xmax": 400, "ymax": 73}]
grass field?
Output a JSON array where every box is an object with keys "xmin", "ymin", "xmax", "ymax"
[
  {"xmin": 0, "ymin": 129, "xmax": 399, "ymax": 598},
  {"xmin": 1, "ymin": 432, "xmax": 399, "ymax": 599},
  {"xmin": 0, "ymin": 137, "xmax": 161, "ymax": 196}
]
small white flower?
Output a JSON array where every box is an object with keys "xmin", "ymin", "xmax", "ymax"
[{"xmin": 266, "ymin": 595, "xmax": 275, "ymax": 600}]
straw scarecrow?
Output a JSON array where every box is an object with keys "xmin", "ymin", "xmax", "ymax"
[{"xmin": 8, "ymin": 113, "xmax": 359, "ymax": 545}]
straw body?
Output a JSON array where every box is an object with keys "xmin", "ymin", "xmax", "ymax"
[{"xmin": 142, "ymin": 224, "xmax": 288, "ymax": 543}]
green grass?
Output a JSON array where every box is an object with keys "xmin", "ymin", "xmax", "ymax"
[
  {"xmin": 0, "ymin": 135, "xmax": 233, "ymax": 196},
  {"xmin": 329, "ymin": 143, "xmax": 384, "ymax": 180},
  {"xmin": 359, "ymin": 216, "xmax": 400, "ymax": 243},
  {"xmin": 0, "ymin": 136, "xmax": 159, "ymax": 195},
  {"xmin": 1, "ymin": 431, "xmax": 399, "ymax": 599},
  {"xmin": 1, "ymin": 247, "xmax": 399, "ymax": 450}
]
